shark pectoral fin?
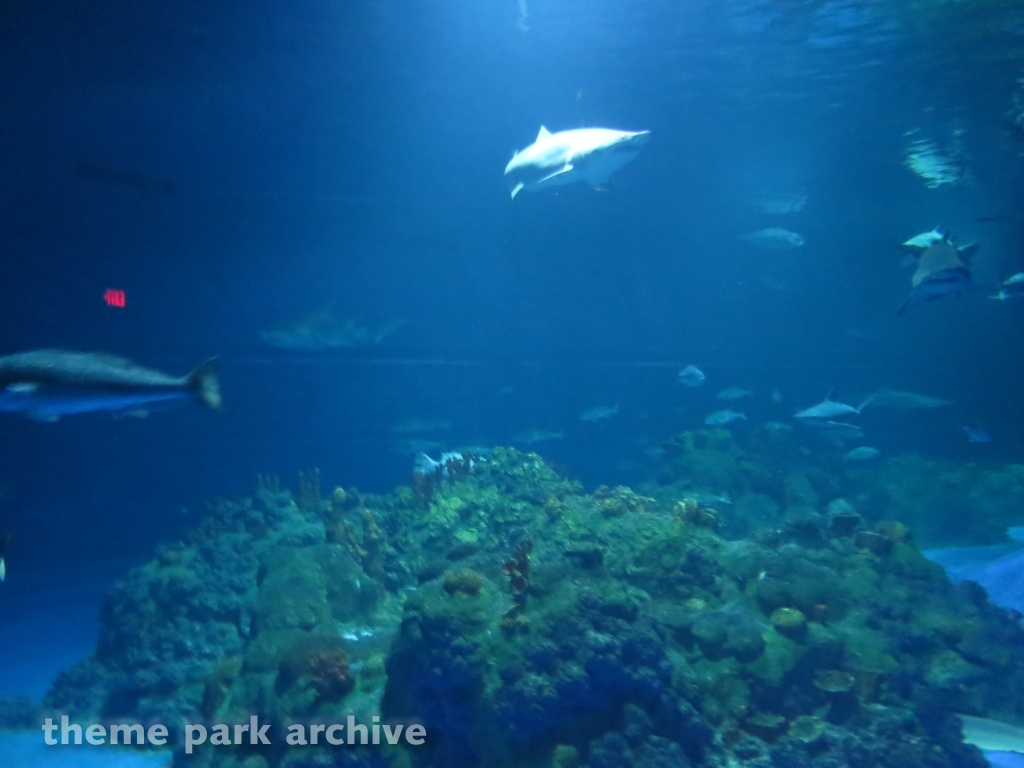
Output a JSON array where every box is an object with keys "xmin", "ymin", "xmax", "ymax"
[
  {"xmin": 510, "ymin": 182, "xmax": 524, "ymax": 199},
  {"xmin": 6, "ymin": 382, "xmax": 38, "ymax": 394},
  {"xmin": 538, "ymin": 164, "xmax": 573, "ymax": 183},
  {"xmin": 536, "ymin": 125, "xmax": 552, "ymax": 141}
]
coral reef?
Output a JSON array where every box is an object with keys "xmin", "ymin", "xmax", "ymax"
[{"xmin": 39, "ymin": 445, "xmax": 1024, "ymax": 768}]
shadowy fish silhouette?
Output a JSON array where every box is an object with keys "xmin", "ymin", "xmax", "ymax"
[
  {"xmin": 897, "ymin": 240, "xmax": 973, "ymax": 315},
  {"xmin": 262, "ymin": 309, "xmax": 403, "ymax": 351},
  {"xmin": 741, "ymin": 228, "xmax": 804, "ymax": 250},
  {"xmin": 990, "ymin": 273, "xmax": 1024, "ymax": 301},
  {"xmin": 0, "ymin": 350, "xmax": 220, "ymax": 422},
  {"xmin": 678, "ymin": 365, "xmax": 706, "ymax": 387},
  {"xmin": 705, "ymin": 409, "xmax": 746, "ymax": 426}
]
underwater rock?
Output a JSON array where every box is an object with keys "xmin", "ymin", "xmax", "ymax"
[
  {"xmin": 443, "ymin": 569, "xmax": 485, "ymax": 597},
  {"xmin": 41, "ymin": 447, "xmax": 1024, "ymax": 768},
  {"xmin": 770, "ymin": 607, "xmax": 808, "ymax": 640}
]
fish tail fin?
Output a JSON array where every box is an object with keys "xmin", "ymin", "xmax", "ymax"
[
  {"xmin": 188, "ymin": 358, "xmax": 221, "ymax": 410},
  {"xmin": 896, "ymin": 298, "xmax": 911, "ymax": 315},
  {"xmin": 857, "ymin": 394, "xmax": 875, "ymax": 413}
]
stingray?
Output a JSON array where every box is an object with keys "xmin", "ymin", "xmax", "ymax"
[{"xmin": 897, "ymin": 240, "xmax": 972, "ymax": 315}]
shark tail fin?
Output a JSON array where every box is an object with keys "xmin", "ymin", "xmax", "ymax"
[
  {"xmin": 896, "ymin": 296, "xmax": 912, "ymax": 315},
  {"xmin": 188, "ymin": 358, "xmax": 221, "ymax": 410},
  {"xmin": 510, "ymin": 182, "xmax": 524, "ymax": 200},
  {"xmin": 857, "ymin": 394, "xmax": 876, "ymax": 413}
]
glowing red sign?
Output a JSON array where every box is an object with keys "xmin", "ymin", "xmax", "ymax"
[{"xmin": 104, "ymin": 289, "xmax": 126, "ymax": 307}]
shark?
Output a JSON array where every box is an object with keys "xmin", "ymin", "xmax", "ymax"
[
  {"xmin": 0, "ymin": 350, "xmax": 220, "ymax": 421},
  {"xmin": 504, "ymin": 126, "xmax": 650, "ymax": 199},
  {"xmin": 897, "ymin": 240, "xmax": 973, "ymax": 315}
]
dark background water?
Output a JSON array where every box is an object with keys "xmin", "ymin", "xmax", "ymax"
[{"xmin": 0, "ymin": 0, "xmax": 1022, "ymax": 696}]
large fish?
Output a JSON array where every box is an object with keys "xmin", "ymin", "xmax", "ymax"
[
  {"xmin": 897, "ymin": 240, "xmax": 973, "ymax": 315},
  {"xmin": 0, "ymin": 350, "xmax": 220, "ymax": 422},
  {"xmin": 262, "ymin": 309, "xmax": 402, "ymax": 351},
  {"xmin": 794, "ymin": 397, "xmax": 865, "ymax": 420},
  {"xmin": 861, "ymin": 388, "xmax": 951, "ymax": 410},
  {"xmin": 504, "ymin": 126, "xmax": 650, "ymax": 199}
]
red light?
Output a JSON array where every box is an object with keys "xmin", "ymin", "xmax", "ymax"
[{"xmin": 104, "ymin": 289, "xmax": 126, "ymax": 307}]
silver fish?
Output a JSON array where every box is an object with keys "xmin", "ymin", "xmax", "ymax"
[
  {"xmin": 0, "ymin": 350, "xmax": 219, "ymax": 422},
  {"xmin": 678, "ymin": 365, "xmax": 706, "ymax": 387},
  {"xmin": 990, "ymin": 272, "xmax": 1024, "ymax": 301},
  {"xmin": 262, "ymin": 309, "xmax": 402, "ymax": 351},
  {"xmin": 513, "ymin": 429, "xmax": 564, "ymax": 444},
  {"xmin": 794, "ymin": 398, "xmax": 863, "ymax": 420},
  {"xmin": 717, "ymin": 387, "xmax": 752, "ymax": 401},
  {"xmin": 901, "ymin": 228, "xmax": 947, "ymax": 252},
  {"xmin": 705, "ymin": 409, "xmax": 747, "ymax": 426},
  {"xmin": 862, "ymin": 389, "xmax": 951, "ymax": 410},
  {"xmin": 580, "ymin": 404, "xmax": 619, "ymax": 422},
  {"xmin": 741, "ymin": 228, "xmax": 805, "ymax": 250},
  {"xmin": 845, "ymin": 446, "xmax": 880, "ymax": 461}
]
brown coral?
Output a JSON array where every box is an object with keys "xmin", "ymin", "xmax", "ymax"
[
  {"xmin": 278, "ymin": 634, "xmax": 354, "ymax": 705},
  {"xmin": 501, "ymin": 537, "xmax": 533, "ymax": 635},
  {"xmin": 443, "ymin": 569, "xmax": 484, "ymax": 597}
]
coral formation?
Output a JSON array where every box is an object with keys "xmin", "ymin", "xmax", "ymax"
[{"xmin": 38, "ymin": 445, "xmax": 1024, "ymax": 768}]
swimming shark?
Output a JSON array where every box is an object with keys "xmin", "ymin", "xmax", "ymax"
[
  {"xmin": 504, "ymin": 126, "xmax": 650, "ymax": 199},
  {"xmin": 0, "ymin": 350, "xmax": 220, "ymax": 422},
  {"xmin": 897, "ymin": 240, "xmax": 973, "ymax": 315}
]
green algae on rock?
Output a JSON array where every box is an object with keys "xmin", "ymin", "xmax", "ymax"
[{"xmin": 40, "ymin": 448, "xmax": 1024, "ymax": 768}]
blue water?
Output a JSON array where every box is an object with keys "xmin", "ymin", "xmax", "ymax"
[{"xmin": 0, "ymin": 2, "xmax": 1022, "ymax": 766}]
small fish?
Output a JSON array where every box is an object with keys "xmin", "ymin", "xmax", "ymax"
[
  {"xmin": 0, "ymin": 532, "xmax": 9, "ymax": 583},
  {"xmin": 989, "ymin": 273, "xmax": 1024, "ymax": 301},
  {"xmin": 705, "ymin": 409, "xmax": 747, "ymax": 426},
  {"xmin": 963, "ymin": 424, "xmax": 991, "ymax": 444},
  {"xmin": 741, "ymin": 228, "xmax": 805, "ymax": 250},
  {"xmin": 0, "ymin": 350, "xmax": 220, "ymax": 421},
  {"xmin": 686, "ymin": 490, "xmax": 733, "ymax": 507},
  {"xmin": 897, "ymin": 240, "xmax": 973, "ymax": 315},
  {"xmin": 761, "ymin": 421, "xmax": 793, "ymax": 432},
  {"xmin": 862, "ymin": 389, "xmax": 951, "ymax": 410},
  {"xmin": 678, "ymin": 365, "xmax": 706, "ymax": 387},
  {"xmin": 717, "ymin": 387, "xmax": 752, "ymax": 401},
  {"xmin": 580, "ymin": 404, "xmax": 619, "ymax": 422},
  {"xmin": 391, "ymin": 418, "xmax": 452, "ymax": 434},
  {"xmin": 513, "ymin": 429, "xmax": 564, "ymax": 444},
  {"xmin": 845, "ymin": 446, "xmax": 880, "ymax": 461},
  {"xmin": 505, "ymin": 126, "xmax": 651, "ymax": 199},
  {"xmin": 901, "ymin": 228, "xmax": 947, "ymax": 252},
  {"xmin": 794, "ymin": 397, "xmax": 864, "ymax": 420},
  {"xmin": 750, "ymin": 192, "xmax": 807, "ymax": 214}
]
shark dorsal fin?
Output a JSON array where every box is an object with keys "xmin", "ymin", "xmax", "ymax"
[{"xmin": 536, "ymin": 126, "xmax": 552, "ymax": 141}]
